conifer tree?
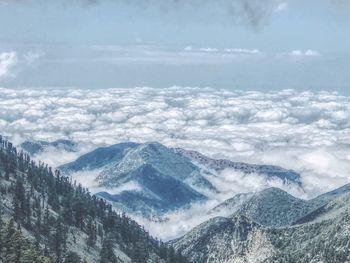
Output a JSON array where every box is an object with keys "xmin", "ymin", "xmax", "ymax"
[
  {"xmin": 63, "ymin": 251, "xmax": 82, "ymax": 263},
  {"xmin": 100, "ymin": 238, "xmax": 119, "ymax": 263},
  {"xmin": 86, "ymin": 217, "xmax": 97, "ymax": 249},
  {"xmin": 0, "ymin": 138, "xmax": 191, "ymax": 263}
]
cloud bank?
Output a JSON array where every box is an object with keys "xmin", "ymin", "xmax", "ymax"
[{"xmin": 1, "ymin": 87, "xmax": 350, "ymax": 198}]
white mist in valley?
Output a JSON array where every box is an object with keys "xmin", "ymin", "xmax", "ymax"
[{"xmin": 70, "ymin": 166, "xmax": 304, "ymax": 240}]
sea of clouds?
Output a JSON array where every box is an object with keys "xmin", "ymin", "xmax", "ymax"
[
  {"xmin": 2, "ymin": 86, "xmax": 350, "ymax": 239},
  {"xmin": 1, "ymin": 86, "xmax": 350, "ymax": 199}
]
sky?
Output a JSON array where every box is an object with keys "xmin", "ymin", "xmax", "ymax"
[{"xmin": 0, "ymin": 0, "xmax": 350, "ymax": 92}]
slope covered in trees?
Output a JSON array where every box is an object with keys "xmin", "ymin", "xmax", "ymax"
[
  {"xmin": 171, "ymin": 186, "xmax": 350, "ymax": 263},
  {"xmin": 0, "ymin": 136, "xmax": 189, "ymax": 263}
]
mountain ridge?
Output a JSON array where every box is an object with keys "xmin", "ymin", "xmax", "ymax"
[
  {"xmin": 57, "ymin": 141, "xmax": 303, "ymax": 219},
  {"xmin": 171, "ymin": 183, "xmax": 350, "ymax": 263}
]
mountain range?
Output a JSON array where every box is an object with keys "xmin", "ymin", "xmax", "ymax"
[
  {"xmin": 171, "ymin": 185, "xmax": 350, "ymax": 263},
  {"xmin": 54, "ymin": 141, "xmax": 302, "ymax": 219},
  {"xmin": 16, "ymin": 138, "xmax": 350, "ymax": 262}
]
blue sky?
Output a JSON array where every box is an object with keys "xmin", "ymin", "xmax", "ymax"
[{"xmin": 0, "ymin": 0, "xmax": 349, "ymax": 93}]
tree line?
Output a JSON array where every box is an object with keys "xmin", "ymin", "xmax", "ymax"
[{"xmin": 0, "ymin": 136, "xmax": 190, "ymax": 263}]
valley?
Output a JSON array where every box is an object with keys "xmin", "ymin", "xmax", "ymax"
[{"xmin": 1, "ymin": 136, "xmax": 348, "ymax": 262}]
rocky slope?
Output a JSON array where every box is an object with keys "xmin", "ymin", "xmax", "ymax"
[
  {"xmin": 170, "ymin": 215, "xmax": 274, "ymax": 263},
  {"xmin": 171, "ymin": 184, "xmax": 350, "ymax": 263}
]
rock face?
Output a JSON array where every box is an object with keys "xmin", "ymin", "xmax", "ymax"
[
  {"xmin": 59, "ymin": 141, "xmax": 302, "ymax": 219},
  {"xmin": 171, "ymin": 184, "xmax": 350, "ymax": 263},
  {"xmin": 170, "ymin": 215, "xmax": 274, "ymax": 263}
]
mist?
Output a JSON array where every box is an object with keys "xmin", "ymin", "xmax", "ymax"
[{"xmin": 130, "ymin": 168, "xmax": 304, "ymax": 240}]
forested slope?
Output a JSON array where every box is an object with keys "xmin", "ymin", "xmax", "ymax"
[{"xmin": 0, "ymin": 136, "xmax": 189, "ymax": 263}]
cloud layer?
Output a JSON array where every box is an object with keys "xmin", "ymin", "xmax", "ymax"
[{"xmin": 1, "ymin": 87, "xmax": 350, "ymax": 198}]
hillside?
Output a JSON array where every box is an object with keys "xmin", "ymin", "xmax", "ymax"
[
  {"xmin": 59, "ymin": 142, "xmax": 211, "ymax": 218},
  {"xmin": 0, "ymin": 136, "xmax": 189, "ymax": 263},
  {"xmin": 232, "ymin": 188, "xmax": 316, "ymax": 227},
  {"xmin": 170, "ymin": 215, "xmax": 273, "ymax": 263},
  {"xmin": 57, "ymin": 141, "xmax": 302, "ymax": 219},
  {"xmin": 171, "ymin": 184, "xmax": 350, "ymax": 263}
]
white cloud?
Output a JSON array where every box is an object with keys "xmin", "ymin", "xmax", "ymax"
[
  {"xmin": 91, "ymin": 45, "xmax": 264, "ymax": 65},
  {"xmin": 290, "ymin": 49, "xmax": 321, "ymax": 57},
  {"xmin": 71, "ymin": 169, "xmax": 142, "ymax": 195},
  {"xmin": 224, "ymin": 48, "xmax": 261, "ymax": 54},
  {"xmin": 198, "ymin": 47, "xmax": 219, "ymax": 52},
  {"xmin": 184, "ymin": 46, "xmax": 261, "ymax": 55},
  {"xmin": 0, "ymin": 52, "xmax": 18, "ymax": 79},
  {"xmin": 132, "ymin": 168, "xmax": 304, "ymax": 240},
  {"xmin": 53, "ymin": 44, "xmax": 324, "ymax": 67},
  {"xmin": 1, "ymin": 87, "xmax": 350, "ymax": 199},
  {"xmin": 0, "ymin": 51, "xmax": 44, "ymax": 81}
]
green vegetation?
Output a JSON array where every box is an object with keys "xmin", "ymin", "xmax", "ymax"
[{"xmin": 0, "ymin": 136, "xmax": 189, "ymax": 263}]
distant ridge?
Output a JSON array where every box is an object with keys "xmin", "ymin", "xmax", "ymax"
[{"xmin": 57, "ymin": 141, "xmax": 302, "ymax": 218}]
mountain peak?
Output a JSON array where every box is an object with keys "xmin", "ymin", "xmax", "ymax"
[{"xmin": 230, "ymin": 187, "xmax": 311, "ymax": 227}]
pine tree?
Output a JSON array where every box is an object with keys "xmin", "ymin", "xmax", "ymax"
[
  {"xmin": 132, "ymin": 241, "xmax": 149, "ymax": 263},
  {"xmin": 42, "ymin": 205, "xmax": 50, "ymax": 237},
  {"xmin": 53, "ymin": 216, "xmax": 65, "ymax": 263},
  {"xmin": 13, "ymin": 178, "xmax": 25, "ymax": 222},
  {"xmin": 86, "ymin": 217, "xmax": 97, "ymax": 249},
  {"xmin": 100, "ymin": 238, "xmax": 119, "ymax": 263},
  {"xmin": 0, "ymin": 138, "xmax": 191, "ymax": 263},
  {"xmin": 63, "ymin": 251, "xmax": 82, "ymax": 263},
  {"xmin": 2, "ymin": 222, "xmax": 24, "ymax": 263}
]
